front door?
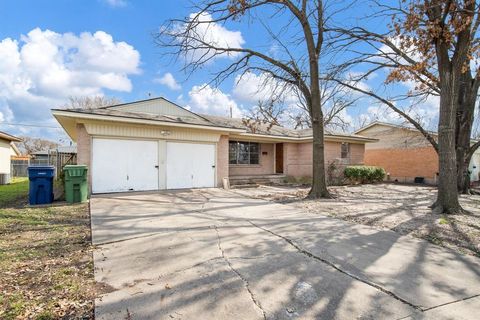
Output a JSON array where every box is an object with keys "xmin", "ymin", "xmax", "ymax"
[{"xmin": 275, "ymin": 143, "xmax": 284, "ymax": 174}]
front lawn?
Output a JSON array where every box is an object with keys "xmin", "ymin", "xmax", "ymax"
[
  {"xmin": 0, "ymin": 197, "xmax": 95, "ymax": 319},
  {"xmin": 0, "ymin": 177, "xmax": 29, "ymax": 207}
]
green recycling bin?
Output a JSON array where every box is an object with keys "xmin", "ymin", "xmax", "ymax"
[{"xmin": 64, "ymin": 165, "xmax": 88, "ymax": 203}]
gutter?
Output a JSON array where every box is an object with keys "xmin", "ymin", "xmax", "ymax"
[{"xmin": 231, "ymin": 132, "xmax": 378, "ymax": 143}]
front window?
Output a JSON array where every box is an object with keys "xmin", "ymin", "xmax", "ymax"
[
  {"xmin": 229, "ymin": 141, "xmax": 259, "ymax": 165},
  {"xmin": 341, "ymin": 142, "xmax": 350, "ymax": 159}
]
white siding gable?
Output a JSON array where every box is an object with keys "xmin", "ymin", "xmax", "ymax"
[{"xmin": 112, "ymin": 98, "xmax": 201, "ymax": 119}]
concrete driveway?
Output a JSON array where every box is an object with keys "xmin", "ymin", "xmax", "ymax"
[{"xmin": 91, "ymin": 188, "xmax": 480, "ymax": 320}]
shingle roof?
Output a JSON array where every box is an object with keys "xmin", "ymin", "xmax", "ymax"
[
  {"xmin": 62, "ymin": 107, "xmax": 233, "ymax": 129},
  {"xmin": 201, "ymin": 114, "xmax": 375, "ymax": 140},
  {"xmin": 200, "ymin": 114, "xmax": 300, "ymax": 137},
  {"xmin": 53, "ymin": 98, "xmax": 376, "ymax": 142}
]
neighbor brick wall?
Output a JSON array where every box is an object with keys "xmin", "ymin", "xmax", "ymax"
[
  {"xmin": 364, "ymin": 146, "xmax": 438, "ymax": 183},
  {"xmin": 76, "ymin": 123, "xmax": 92, "ymax": 191},
  {"xmin": 216, "ymin": 135, "xmax": 229, "ymax": 186},
  {"xmin": 229, "ymin": 143, "xmax": 275, "ymax": 176},
  {"xmin": 283, "ymin": 141, "xmax": 365, "ymax": 178}
]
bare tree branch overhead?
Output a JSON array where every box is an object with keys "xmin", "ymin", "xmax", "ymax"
[
  {"xmin": 333, "ymin": 0, "xmax": 480, "ymax": 212},
  {"xmin": 154, "ymin": 0, "xmax": 355, "ymax": 199},
  {"xmin": 63, "ymin": 96, "xmax": 121, "ymax": 110}
]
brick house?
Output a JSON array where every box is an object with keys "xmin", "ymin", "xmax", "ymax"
[
  {"xmin": 52, "ymin": 97, "xmax": 376, "ymax": 194},
  {"xmin": 356, "ymin": 121, "xmax": 480, "ymax": 184}
]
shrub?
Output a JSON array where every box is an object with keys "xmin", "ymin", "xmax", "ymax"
[
  {"xmin": 327, "ymin": 160, "xmax": 346, "ymax": 186},
  {"xmin": 344, "ymin": 166, "xmax": 386, "ymax": 184}
]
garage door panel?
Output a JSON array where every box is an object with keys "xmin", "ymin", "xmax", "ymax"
[
  {"xmin": 166, "ymin": 142, "xmax": 215, "ymax": 189},
  {"xmin": 92, "ymin": 139, "xmax": 159, "ymax": 193}
]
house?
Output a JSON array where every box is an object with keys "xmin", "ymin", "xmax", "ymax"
[
  {"xmin": 52, "ymin": 97, "xmax": 376, "ymax": 194},
  {"xmin": 355, "ymin": 121, "xmax": 480, "ymax": 184},
  {"xmin": 0, "ymin": 130, "xmax": 21, "ymax": 184}
]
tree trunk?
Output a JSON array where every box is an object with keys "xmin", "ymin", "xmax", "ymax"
[
  {"xmin": 433, "ymin": 74, "xmax": 463, "ymax": 214},
  {"xmin": 307, "ymin": 63, "xmax": 330, "ymax": 199},
  {"xmin": 455, "ymin": 72, "xmax": 476, "ymax": 194},
  {"xmin": 309, "ymin": 109, "xmax": 331, "ymax": 198}
]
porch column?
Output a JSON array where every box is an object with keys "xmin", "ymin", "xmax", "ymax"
[{"xmin": 216, "ymin": 135, "xmax": 229, "ymax": 187}]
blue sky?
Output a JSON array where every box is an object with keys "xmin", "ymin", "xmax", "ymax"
[{"xmin": 0, "ymin": 0, "xmax": 439, "ymax": 144}]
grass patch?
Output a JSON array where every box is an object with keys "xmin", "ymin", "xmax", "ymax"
[
  {"xmin": 438, "ymin": 217, "xmax": 450, "ymax": 225},
  {"xmin": 0, "ymin": 200, "xmax": 95, "ymax": 319},
  {"xmin": 0, "ymin": 177, "xmax": 29, "ymax": 207}
]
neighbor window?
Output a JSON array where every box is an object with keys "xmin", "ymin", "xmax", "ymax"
[
  {"xmin": 229, "ymin": 141, "xmax": 259, "ymax": 165},
  {"xmin": 341, "ymin": 142, "xmax": 350, "ymax": 159}
]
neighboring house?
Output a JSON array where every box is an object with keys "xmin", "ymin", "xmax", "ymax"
[
  {"xmin": 0, "ymin": 130, "xmax": 21, "ymax": 183},
  {"xmin": 356, "ymin": 121, "xmax": 480, "ymax": 184},
  {"xmin": 52, "ymin": 97, "xmax": 376, "ymax": 194}
]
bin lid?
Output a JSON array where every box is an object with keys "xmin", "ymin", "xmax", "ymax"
[
  {"xmin": 28, "ymin": 165, "xmax": 55, "ymax": 170},
  {"xmin": 64, "ymin": 165, "xmax": 87, "ymax": 169}
]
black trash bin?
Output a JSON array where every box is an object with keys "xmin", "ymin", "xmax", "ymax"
[{"xmin": 28, "ymin": 166, "xmax": 55, "ymax": 205}]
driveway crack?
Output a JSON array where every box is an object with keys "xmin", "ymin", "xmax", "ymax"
[
  {"xmin": 247, "ymin": 220, "xmax": 422, "ymax": 311},
  {"xmin": 422, "ymin": 293, "xmax": 480, "ymax": 312},
  {"xmin": 214, "ymin": 225, "xmax": 267, "ymax": 320}
]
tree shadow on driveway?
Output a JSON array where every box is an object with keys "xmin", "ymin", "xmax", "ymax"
[{"xmin": 91, "ymin": 188, "xmax": 480, "ymax": 320}]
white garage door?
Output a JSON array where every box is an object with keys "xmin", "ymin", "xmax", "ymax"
[
  {"xmin": 92, "ymin": 138, "xmax": 159, "ymax": 193},
  {"xmin": 166, "ymin": 142, "xmax": 215, "ymax": 189}
]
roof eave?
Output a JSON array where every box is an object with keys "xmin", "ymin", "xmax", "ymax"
[
  {"xmin": 232, "ymin": 132, "xmax": 378, "ymax": 143},
  {"xmin": 0, "ymin": 132, "xmax": 22, "ymax": 142},
  {"xmin": 51, "ymin": 109, "xmax": 247, "ymax": 134}
]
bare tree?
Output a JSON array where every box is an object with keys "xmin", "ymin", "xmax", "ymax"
[
  {"xmin": 242, "ymin": 98, "xmax": 283, "ymax": 133},
  {"xmin": 333, "ymin": 0, "xmax": 479, "ymax": 213},
  {"xmin": 155, "ymin": 0, "xmax": 340, "ymax": 198},
  {"xmin": 63, "ymin": 96, "xmax": 121, "ymax": 110},
  {"xmin": 243, "ymin": 77, "xmax": 356, "ymax": 132},
  {"xmin": 19, "ymin": 137, "xmax": 59, "ymax": 155}
]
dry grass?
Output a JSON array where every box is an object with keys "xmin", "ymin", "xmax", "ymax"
[
  {"xmin": 0, "ymin": 202, "xmax": 96, "ymax": 319},
  {"xmin": 234, "ymin": 183, "xmax": 480, "ymax": 257}
]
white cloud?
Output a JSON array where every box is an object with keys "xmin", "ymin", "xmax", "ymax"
[
  {"xmin": 154, "ymin": 72, "xmax": 181, "ymax": 90},
  {"xmin": 186, "ymin": 84, "xmax": 243, "ymax": 117},
  {"xmin": 233, "ymin": 71, "xmax": 300, "ymax": 105},
  {"xmin": 103, "ymin": 0, "xmax": 127, "ymax": 7},
  {"xmin": 0, "ymin": 28, "xmax": 141, "ymax": 137},
  {"xmin": 176, "ymin": 12, "xmax": 245, "ymax": 62},
  {"xmin": 233, "ymin": 72, "xmax": 274, "ymax": 103}
]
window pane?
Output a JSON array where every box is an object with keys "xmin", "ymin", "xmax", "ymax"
[
  {"xmin": 250, "ymin": 153, "xmax": 259, "ymax": 164},
  {"xmin": 229, "ymin": 152, "xmax": 237, "ymax": 164},
  {"xmin": 249, "ymin": 142, "xmax": 259, "ymax": 153},
  {"xmin": 238, "ymin": 151, "xmax": 249, "ymax": 164},
  {"xmin": 341, "ymin": 143, "xmax": 349, "ymax": 158},
  {"xmin": 229, "ymin": 142, "xmax": 237, "ymax": 153}
]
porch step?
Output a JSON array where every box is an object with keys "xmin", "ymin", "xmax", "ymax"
[
  {"xmin": 229, "ymin": 174, "xmax": 286, "ymax": 186},
  {"xmin": 231, "ymin": 183, "xmax": 259, "ymax": 189}
]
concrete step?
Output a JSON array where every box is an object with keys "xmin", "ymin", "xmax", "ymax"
[{"xmin": 229, "ymin": 175, "xmax": 286, "ymax": 186}]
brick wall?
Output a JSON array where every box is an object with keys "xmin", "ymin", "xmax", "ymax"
[
  {"xmin": 284, "ymin": 141, "xmax": 365, "ymax": 178},
  {"xmin": 229, "ymin": 143, "xmax": 275, "ymax": 176},
  {"xmin": 76, "ymin": 123, "xmax": 92, "ymax": 190},
  {"xmin": 216, "ymin": 135, "xmax": 229, "ymax": 186},
  {"xmin": 364, "ymin": 146, "xmax": 438, "ymax": 183}
]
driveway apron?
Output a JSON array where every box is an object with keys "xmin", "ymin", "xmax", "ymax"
[{"xmin": 91, "ymin": 189, "xmax": 480, "ymax": 320}]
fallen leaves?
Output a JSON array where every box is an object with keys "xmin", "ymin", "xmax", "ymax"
[{"xmin": 0, "ymin": 203, "xmax": 95, "ymax": 319}]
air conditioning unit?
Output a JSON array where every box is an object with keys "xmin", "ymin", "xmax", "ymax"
[{"xmin": 0, "ymin": 174, "xmax": 11, "ymax": 185}]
